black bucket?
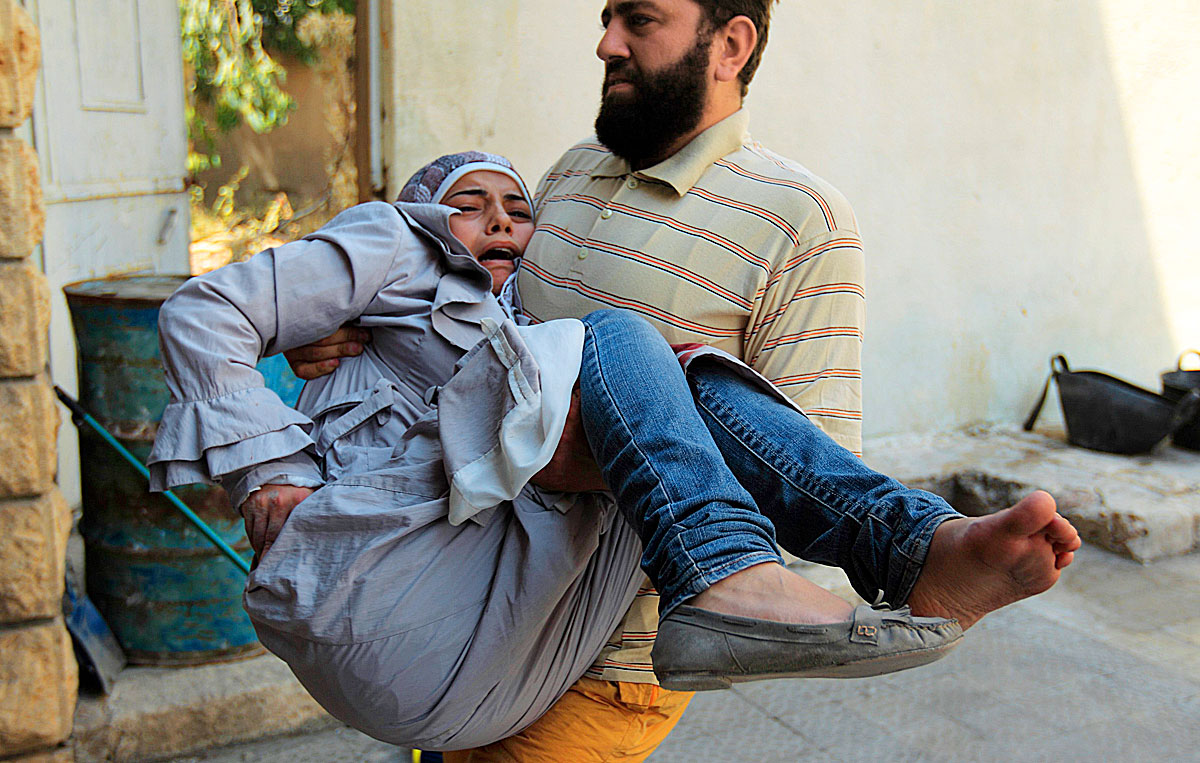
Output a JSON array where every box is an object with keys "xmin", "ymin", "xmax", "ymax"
[
  {"xmin": 1024, "ymin": 355, "xmax": 1200, "ymax": 455},
  {"xmin": 1161, "ymin": 350, "xmax": 1200, "ymax": 450}
]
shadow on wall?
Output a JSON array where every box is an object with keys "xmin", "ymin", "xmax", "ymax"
[
  {"xmin": 750, "ymin": 1, "xmax": 1178, "ymax": 436},
  {"xmin": 196, "ymin": 51, "xmax": 351, "ymax": 206}
]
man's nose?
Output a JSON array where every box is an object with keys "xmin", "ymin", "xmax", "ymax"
[{"xmin": 596, "ymin": 22, "xmax": 630, "ymax": 63}]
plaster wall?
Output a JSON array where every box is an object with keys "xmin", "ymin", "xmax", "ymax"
[
  {"xmin": 198, "ymin": 54, "xmax": 343, "ymax": 204},
  {"xmin": 382, "ymin": 0, "xmax": 1199, "ymax": 437}
]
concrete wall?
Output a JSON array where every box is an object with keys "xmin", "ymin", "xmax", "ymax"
[
  {"xmin": 0, "ymin": 2, "xmax": 77, "ymax": 760},
  {"xmin": 381, "ymin": 0, "xmax": 1199, "ymax": 437}
]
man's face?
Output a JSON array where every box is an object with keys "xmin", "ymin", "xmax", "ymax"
[{"xmin": 594, "ymin": 0, "xmax": 714, "ymax": 167}]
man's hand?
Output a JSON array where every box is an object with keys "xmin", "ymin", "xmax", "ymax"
[
  {"xmin": 284, "ymin": 325, "xmax": 371, "ymax": 380},
  {"xmin": 531, "ymin": 388, "xmax": 608, "ymax": 492},
  {"xmin": 240, "ymin": 484, "xmax": 314, "ymax": 562}
]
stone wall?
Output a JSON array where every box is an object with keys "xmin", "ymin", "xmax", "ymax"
[{"xmin": 0, "ymin": 2, "xmax": 78, "ymax": 760}]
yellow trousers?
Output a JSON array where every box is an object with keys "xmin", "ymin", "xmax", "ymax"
[{"xmin": 443, "ymin": 677, "xmax": 693, "ymax": 762}]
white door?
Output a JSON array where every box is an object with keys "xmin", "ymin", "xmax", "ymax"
[{"xmin": 26, "ymin": 0, "xmax": 189, "ymax": 507}]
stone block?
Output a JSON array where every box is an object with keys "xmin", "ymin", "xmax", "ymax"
[
  {"xmin": 0, "ymin": 0, "xmax": 39, "ymax": 127},
  {"xmin": 0, "ymin": 491, "xmax": 70, "ymax": 623},
  {"xmin": 74, "ymin": 653, "xmax": 334, "ymax": 762},
  {"xmin": 0, "ymin": 620, "xmax": 77, "ymax": 757},
  {"xmin": 9, "ymin": 747, "xmax": 72, "ymax": 762},
  {"xmin": 0, "ymin": 138, "xmax": 44, "ymax": 259},
  {"xmin": 0, "ymin": 264, "xmax": 50, "ymax": 377},
  {"xmin": 0, "ymin": 378, "xmax": 58, "ymax": 499},
  {"xmin": 866, "ymin": 426, "xmax": 1200, "ymax": 562}
]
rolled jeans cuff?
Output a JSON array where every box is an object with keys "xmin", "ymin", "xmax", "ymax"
[
  {"xmin": 889, "ymin": 507, "xmax": 963, "ymax": 606},
  {"xmin": 657, "ymin": 549, "xmax": 784, "ymax": 618}
]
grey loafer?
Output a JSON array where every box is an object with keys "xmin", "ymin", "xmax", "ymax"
[{"xmin": 652, "ymin": 603, "xmax": 963, "ymax": 691}]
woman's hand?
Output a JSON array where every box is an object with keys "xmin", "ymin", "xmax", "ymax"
[
  {"xmin": 530, "ymin": 388, "xmax": 608, "ymax": 492},
  {"xmin": 240, "ymin": 484, "xmax": 314, "ymax": 563},
  {"xmin": 283, "ymin": 325, "xmax": 371, "ymax": 380}
]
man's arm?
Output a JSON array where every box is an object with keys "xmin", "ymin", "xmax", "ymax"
[{"xmin": 744, "ymin": 229, "xmax": 866, "ymax": 455}]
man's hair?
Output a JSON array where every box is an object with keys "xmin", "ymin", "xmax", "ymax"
[{"xmin": 693, "ymin": 0, "xmax": 778, "ymax": 96}]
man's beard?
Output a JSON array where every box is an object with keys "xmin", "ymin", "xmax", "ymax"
[{"xmin": 594, "ymin": 37, "xmax": 710, "ymax": 168}]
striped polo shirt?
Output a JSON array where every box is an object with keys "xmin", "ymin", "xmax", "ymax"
[{"xmin": 517, "ymin": 108, "xmax": 865, "ymax": 684}]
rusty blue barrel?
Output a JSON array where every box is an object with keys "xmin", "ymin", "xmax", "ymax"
[{"xmin": 64, "ymin": 274, "xmax": 304, "ymax": 665}]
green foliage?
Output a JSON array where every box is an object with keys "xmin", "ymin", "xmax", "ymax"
[
  {"xmin": 256, "ymin": 0, "xmax": 357, "ymax": 63},
  {"xmin": 181, "ymin": 0, "xmax": 297, "ymax": 175},
  {"xmin": 180, "ymin": 0, "xmax": 356, "ymax": 177},
  {"xmin": 212, "ymin": 165, "xmax": 251, "ymax": 221}
]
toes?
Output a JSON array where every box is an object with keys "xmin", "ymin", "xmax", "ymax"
[
  {"xmin": 1055, "ymin": 551, "xmax": 1074, "ymax": 570},
  {"xmin": 999, "ymin": 490, "xmax": 1059, "ymax": 535},
  {"xmin": 1049, "ymin": 535, "xmax": 1082, "ymax": 556},
  {"xmin": 1046, "ymin": 515, "xmax": 1081, "ymax": 548}
]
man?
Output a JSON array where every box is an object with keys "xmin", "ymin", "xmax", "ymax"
[
  {"xmin": 484, "ymin": 2, "xmax": 868, "ymax": 756},
  {"xmin": 282, "ymin": 2, "xmax": 1078, "ymax": 759}
]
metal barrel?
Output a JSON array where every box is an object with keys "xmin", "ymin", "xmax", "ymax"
[{"xmin": 64, "ymin": 274, "xmax": 302, "ymax": 665}]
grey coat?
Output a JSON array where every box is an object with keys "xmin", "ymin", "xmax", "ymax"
[{"xmin": 148, "ymin": 201, "xmax": 644, "ymax": 750}]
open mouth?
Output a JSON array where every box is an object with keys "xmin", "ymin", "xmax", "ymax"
[{"xmin": 479, "ymin": 246, "xmax": 518, "ymax": 263}]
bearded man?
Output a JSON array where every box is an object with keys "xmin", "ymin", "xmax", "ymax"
[{"xmin": 474, "ymin": 2, "xmax": 870, "ymax": 758}]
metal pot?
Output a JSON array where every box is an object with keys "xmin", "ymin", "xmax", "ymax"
[{"xmin": 1161, "ymin": 350, "xmax": 1200, "ymax": 450}]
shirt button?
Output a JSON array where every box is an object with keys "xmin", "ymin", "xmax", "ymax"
[
  {"xmin": 626, "ymin": 178, "xmax": 639, "ymax": 189},
  {"xmin": 600, "ymin": 208, "xmax": 613, "ymax": 220},
  {"xmin": 578, "ymin": 249, "xmax": 589, "ymax": 260}
]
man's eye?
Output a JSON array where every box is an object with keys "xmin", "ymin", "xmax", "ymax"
[
  {"xmin": 455, "ymin": 205, "xmax": 480, "ymax": 214},
  {"xmin": 509, "ymin": 209, "xmax": 532, "ymax": 220},
  {"xmin": 629, "ymin": 14, "xmax": 653, "ymax": 28}
]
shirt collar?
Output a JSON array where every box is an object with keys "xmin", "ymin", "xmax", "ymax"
[
  {"xmin": 394, "ymin": 201, "xmax": 492, "ymax": 282},
  {"xmin": 589, "ymin": 109, "xmax": 750, "ymax": 196},
  {"xmin": 395, "ymin": 202, "xmax": 510, "ymax": 350}
]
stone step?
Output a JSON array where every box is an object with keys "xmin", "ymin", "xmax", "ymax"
[
  {"xmin": 164, "ymin": 725, "xmax": 401, "ymax": 763},
  {"xmin": 73, "ymin": 652, "xmax": 336, "ymax": 762},
  {"xmin": 864, "ymin": 425, "xmax": 1200, "ymax": 562}
]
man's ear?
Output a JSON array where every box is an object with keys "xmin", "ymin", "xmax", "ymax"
[{"xmin": 712, "ymin": 16, "xmax": 757, "ymax": 84}]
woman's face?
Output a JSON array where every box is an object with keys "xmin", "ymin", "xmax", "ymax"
[{"xmin": 442, "ymin": 171, "xmax": 534, "ymax": 294}]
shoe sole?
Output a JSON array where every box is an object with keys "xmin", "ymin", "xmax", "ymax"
[{"xmin": 655, "ymin": 637, "xmax": 962, "ymax": 691}]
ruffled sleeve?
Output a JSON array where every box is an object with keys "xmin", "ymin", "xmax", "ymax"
[
  {"xmin": 147, "ymin": 202, "xmax": 415, "ymax": 510},
  {"xmin": 148, "ymin": 386, "xmax": 321, "ymax": 496}
]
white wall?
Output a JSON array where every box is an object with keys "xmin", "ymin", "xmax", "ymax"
[
  {"xmin": 1096, "ymin": 0, "xmax": 1200, "ymax": 372},
  {"xmin": 381, "ymin": 0, "xmax": 601, "ymax": 189},
  {"xmin": 383, "ymin": 0, "xmax": 1199, "ymax": 437}
]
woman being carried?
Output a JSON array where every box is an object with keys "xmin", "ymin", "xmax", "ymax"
[{"xmin": 149, "ymin": 152, "xmax": 1078, "ymax": 752}]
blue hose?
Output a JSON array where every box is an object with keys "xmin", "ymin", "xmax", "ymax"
[{"xmin": 54, "ymin": 385, "xmax": 251, "ymax": 576}]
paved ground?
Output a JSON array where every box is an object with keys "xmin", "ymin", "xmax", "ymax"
[{"xmin": 170, "ymin": 543, "xmax": 1200, "ymax": 763}]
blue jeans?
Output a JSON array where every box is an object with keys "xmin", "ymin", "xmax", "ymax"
[{"xmin": 577, "ymin": 309, "xmax": 962, "ymax": 616}]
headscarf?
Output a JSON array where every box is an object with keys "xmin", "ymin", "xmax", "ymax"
[{"xmin": 397, "ymin": 151, "xmax": 533, "ymax": 208}]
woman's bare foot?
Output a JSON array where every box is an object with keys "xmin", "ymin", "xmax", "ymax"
[
  {"xmin": 907, "ymin": 491, "xmax": 1081, "ymax": 629},
  {"xmin": 688, "ymin": 562, "xmax": 854, "ymax": 625}
]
